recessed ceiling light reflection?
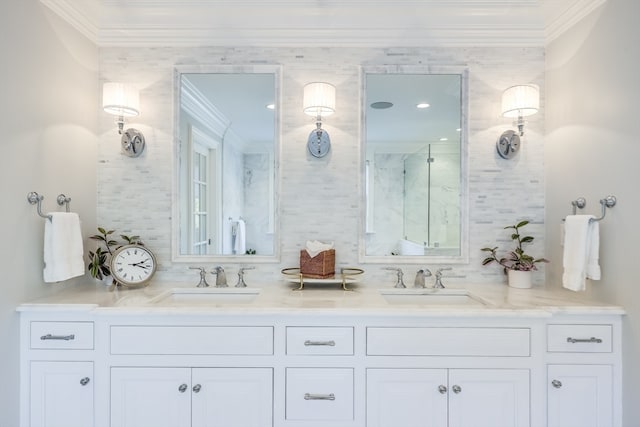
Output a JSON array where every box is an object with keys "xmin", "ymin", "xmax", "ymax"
[
  {"xmin": 266, "ymin": 104, "xmax": 275, "ymax": 110},
  {"xmin": 440, "ymin": 137, "xmax": 448, "ymax": 141},
  {"xmin": 416, "ymin": 103, "xmax": 430, "ymax": 109}
]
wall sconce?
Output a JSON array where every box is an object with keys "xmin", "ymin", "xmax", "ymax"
[
  {"xmin": 303, "ymin": 82, "xmax": 336, "ymax": 158},
  {"xmin": 496, "ymin": 84, "xmax": 539, "ymax": 159},
  {"xmin": 102, "ymin": 82, "xmax": 146, "ymax": 157}
]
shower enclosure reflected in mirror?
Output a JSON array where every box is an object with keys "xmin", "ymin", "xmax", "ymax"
[
  {"xmin": 361, "ymin": 67, "xmax": 468, "ymax": 263},
  {"xmin": 172, "ymin": 65, "xmax": 280, "ymax": 262}
]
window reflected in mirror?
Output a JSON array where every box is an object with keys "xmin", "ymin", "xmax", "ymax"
[
  {"xmin": 175, "ymin": 69, "xmax": 278, "ymax": 259},
  {"xmin": 363, "ymin": 71, "xmax": 465, "ymax": 261}
]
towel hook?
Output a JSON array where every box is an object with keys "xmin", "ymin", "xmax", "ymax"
[{"xmin": 28, "ymin": 192, "xmax": 72, "ymax": 221}]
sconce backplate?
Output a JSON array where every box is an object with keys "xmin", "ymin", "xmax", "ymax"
[
  {"xmin": 307, "ymin": 128, "xmax": 331, "ymax": 158},
  {"xmin": 496, "ymin": 130, "xmax": 520, "ymax": 159},
  {"xmin": 121, "ymin": 128, "xmax": 146, "ymax": 157}
]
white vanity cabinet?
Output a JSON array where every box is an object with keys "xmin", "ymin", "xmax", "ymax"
[
  {"xmin": 20, "ymin": 318, "xmax": 95, "ymax": 427},
  {"xmin": 545, "ymin": 319, "xmax": 620, "ymax": 427},
  {"xmin": 110, "ymin": 367, "xmax": 273, "ymax": 427}
]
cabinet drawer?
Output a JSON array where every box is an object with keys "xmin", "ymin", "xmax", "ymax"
[
  {"xmin": 110, "ymin": 326, "xmax": 273, "ymax": 355},
  {"xmin": 286, "ymin": 327, "xmax": 354, "ymax": 355},
  {"xmin": 286, "ymin": 368, "xmax": 354, "ymax": 421},
  {"xmin": 547, "ymin": 324, "xmax": 612, "ymax": 353},
  {"xmin": 30, "ymin": 321, "xmax": 94, "ymax": 350},
  {"xmin": 367, "ymin": 327, "xmax": 530, "ymax": 356}
]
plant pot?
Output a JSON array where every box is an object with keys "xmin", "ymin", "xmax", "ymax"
[{"xmin": 507, "ymin": 270, "xmax": 532, "ymax": 289}]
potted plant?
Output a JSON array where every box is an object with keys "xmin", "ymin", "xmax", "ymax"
[
  {"xmin": 87, "ymin": 227, "xmax": 143, "ymax": 285},
  {"xmin": 481, "ymin": 220, "xmax": 549, "ymax": 288}
]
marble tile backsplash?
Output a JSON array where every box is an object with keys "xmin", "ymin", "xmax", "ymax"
[{"xmin": 98, "ymin": 46, "xmax": 545, "ymax": 286}]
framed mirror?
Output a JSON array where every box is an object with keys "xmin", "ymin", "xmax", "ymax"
[
  {"xmin": 172, "ymin": 65, "xmax": 281, "ymax": 262},
  {"xmin": 360, "ymin": 66, "xmax": 468, "ymax": 264}
]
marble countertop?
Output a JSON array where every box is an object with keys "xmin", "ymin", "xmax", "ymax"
[{"xmin": 17, "ymin": 278, "xmax": 625, "ymax": 317}]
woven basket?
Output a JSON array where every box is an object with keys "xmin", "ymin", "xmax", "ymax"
[{"xmin": 300, "ymin": 249, "xmax": 335, "ymax": 278}]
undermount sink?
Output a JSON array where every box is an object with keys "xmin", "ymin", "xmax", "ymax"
[
  {"xmin": 149, "ymin": 287, "xmax": 261, "ymax": 305},
  {"xmin": 378, "ymin": 288, "xmax": 487, "ymax": 306}
]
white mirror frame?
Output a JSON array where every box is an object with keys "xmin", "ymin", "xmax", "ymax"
[
  {"xmin": 171, "ymin": 64, "xmax": 282, "ymax": 263},
  {"xmin": 358, "ymin": 65, "xmax": 470, "ymax": 264}
]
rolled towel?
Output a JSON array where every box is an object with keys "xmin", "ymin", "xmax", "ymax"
[{"xmin": 43, "ymin": 212, "xmax": 85, "ymax": 283}]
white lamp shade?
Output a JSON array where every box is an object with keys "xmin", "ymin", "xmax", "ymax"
[
  {"xmin": 501, "ymin": 84, "xmax": 539, "ymax": 118},
  {"xmin": 303, "ymin": 82, "xmax": 336, "ymax": 117},
  {"xmin": 102, "ymin": 82, "xmax": 140, "ymax": 117}
]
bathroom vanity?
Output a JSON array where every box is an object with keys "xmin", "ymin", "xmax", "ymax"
[{"xmin": 18, "ymin": 283, "xmax": 623, "ymax": 427}]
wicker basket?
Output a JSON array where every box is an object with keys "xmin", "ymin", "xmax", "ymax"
[{"xmin": 300, "ymin": 249, "xmax": 335, "ymax": 278}]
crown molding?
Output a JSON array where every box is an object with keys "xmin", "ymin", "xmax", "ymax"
[{"xmin": 40, "ymin": 0, "xmax": 605, "ymax": 48}]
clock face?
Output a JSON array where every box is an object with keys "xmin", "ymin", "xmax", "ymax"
[{"xmin": 110, "ymin": 245, "xmax": 157, "ymax": 286}]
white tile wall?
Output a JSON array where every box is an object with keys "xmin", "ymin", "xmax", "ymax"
[{"xmin": 98, "ymin": 46, "xmax": 546, "ymax": 286}]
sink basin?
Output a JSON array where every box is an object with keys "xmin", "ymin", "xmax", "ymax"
[
  {"xmin": 149, "ymin": 288, "xmax": 261, "ymax": 306},
  {"xmin": 378, "ymin": 289, "xmax": 487, "ymax": 306}
]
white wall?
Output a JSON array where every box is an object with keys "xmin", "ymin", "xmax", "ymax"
[
  {"xmin": 98, "ymin": 46, "xmax": 546, "ymax": 285},
  {"xmin": 545, "ymin": 0, "xmax": 640, "ymax": 424},
  {"xmin": 0, "ymin": 1, "xmax": 98, "ymax": 425}
]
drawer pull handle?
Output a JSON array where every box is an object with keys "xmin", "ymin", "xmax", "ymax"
[
  {"xmin": 566, "ymin": 337, "xmax": 602, "ymax": 344},
  {"xmin": 192, "ymin": 384, "xmax": 201, "ymax": 393},
  {"xmin": 40, "ymin": 334, "xmax": 75, "ymax": 341},
  {"xmin": 178, "ymin": 384, "xmax": 188, "ymax": 393},
  {"xmin": 551, "ymin": 379, "xmax": 562, "ymax": 389},
  {"xmin": 304, "ymin": 340, "xmax": 336, "ymax": 346},
  {"xmin": 80, "ymin": 377, "xmax": 90, "ymax": 386},
  {"xmin": 438, "ymin": 385, "xmax": 447, "ymax": 394},
  {"xmin": 452, "ymin": 385, "xmax": 462, "ymax": 394},
  {"xmin": 304, "ymin": 393, "xmax": 335, "ymax": 401}
]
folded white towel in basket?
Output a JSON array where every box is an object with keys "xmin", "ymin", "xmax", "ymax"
[
  {"xmin": 43, "ymin": 212, "xmax": 85, "ymax": 283},
  {"xmin": 562, "ymin": 215, "xmax": 600, "ymax": 292}
]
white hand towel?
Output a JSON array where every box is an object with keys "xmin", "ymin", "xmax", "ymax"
[
  {"xmin": 562, "ymin": 215, "xmax": 599, "ymax": 291},
  {"xmin": 305, "ymin": 240, "xmax": 334, "ymax": 258},
  {"xmin": 43, "ymin": 212, "xmax": 85, "ymax": 283},
  {"xmin": 233, "ymin": 219, "xmax": 246, "ymax": 255},
  {"xmin": 586, "ymin": 220, "xmax": 601, "ymax": 280}
]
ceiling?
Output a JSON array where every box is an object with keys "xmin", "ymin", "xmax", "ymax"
[{"xmin": 42, "ymin": 0, "xmax": 606, "ymax": 47}]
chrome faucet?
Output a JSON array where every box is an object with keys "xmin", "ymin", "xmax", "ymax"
[
  {"xmin": 434, "ymin": 267, "xmax": 452, "ymax": 289},
  {"xmin": 235, "ymin": 266, "xmax": 255, "ymax": 288},
  {"xmin": 212, "ymin": 266, "xmax": 228, "ymax": 288},
  {"xmin": 384, "ymin": 267, "xmax": 406, "ymax": 288},
  {"xmin": 189, "ymin": 267, "xmax": 210, "ymax": 288},
  {"xmin": 414, "ymin": 268, "xmax": 432, "ymax": 288}
]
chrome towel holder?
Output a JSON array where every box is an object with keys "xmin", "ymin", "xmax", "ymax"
[
  {"xmin": 568, "ymin": 195, "xmax": 616, "ymax": 222},
  {"xmin": 27, "ymin": 192, "xmax": 71, "ymax": 221}
]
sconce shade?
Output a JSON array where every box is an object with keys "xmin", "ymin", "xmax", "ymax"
[
  {"xmin": 102, "ymin": 82, "xmax": 140, "ymax": 117},
  {"xmin": 303, "ymin": 82, "xmax": 336, "ymax": 117},
  {"xmin": 501, "ymin": 84, "xmax": 539, "ymax": 118}
]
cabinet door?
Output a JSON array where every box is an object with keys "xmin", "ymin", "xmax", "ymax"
[
  {"xmin": 548, "ymin": 364, "xmax": 612, "ymax": 427},
  {"xmin": 110, "ymin": 367, "xmax": 191, "ymax": 427},
  {"xmin": 366, "ymin": 369, "xmax": 448, "ymax": 427},
  {"xmin": 448, "ymin": 369, "xmax": 530, "ymax": 427},
  {"xmin": 191, "ymin": 368, "xmax": 273, "ymax": 427},
  {"xmin": 30, "ymin": 361, "xmax": 93, "ymax": 427}
]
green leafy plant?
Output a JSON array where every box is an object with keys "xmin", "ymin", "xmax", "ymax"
[
  {"xmin": 87, "ymin": 227, "xmax": 143, "ymax": 281},
  {"xmin": 481, "ymin": 220, "xmax": 549, "ymax": 273}
]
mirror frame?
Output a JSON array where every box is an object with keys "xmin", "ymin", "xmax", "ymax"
[
  {"xmin": 358, "ymin": 65, "xmax": 469, "ymax": 264},
  {"xmin": 171, "ymin": 64, "xmax": 282, "ymax": 263}
]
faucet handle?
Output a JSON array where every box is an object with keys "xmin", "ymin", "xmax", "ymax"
[
  {"xmin": 236, "ymin": 266, "xmax": 254, "ymax": 288},
  {"xmin": 189, "ymin": 267, "xmax": 210, "ymax": 288},
  {"xmin": 384, "ymin": 267, "xmax": 406, "ymax": 288},
  {"xmin": 435, "ymin": 267, "xmax": 452, "ymax": 277}
]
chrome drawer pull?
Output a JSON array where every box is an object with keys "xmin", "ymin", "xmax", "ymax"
[
  {"xmin": 304, "ymin": 393, "xmax": 335, "ymax": 401},
  {"xmin": 452, "ymin": 385, "xmax": 462, "ymax": 394},
  {"xmin": 551, "ymin": 379, "xmax": 562, "ymax": 389},
  {"xmin": 80, "ymin": 377, "xmax": 90, "ymax": 386},
  {"xmin": 438, "ymin": 385, "xmax": 447, "ymax": 394},
  {"xmin": 178, "ymin": 384, "xmax": 188, "ymax": 393},
  {"xmin": 566, "ymin": 337, "xmax": 603, "ymax": 344},
  {"xmin": 40, "ymin": 334, "xmax": 75, "ymax": 341},
  {"xmin": 304, "ymin": 340, "xmax": 336, "ymax": 346}
]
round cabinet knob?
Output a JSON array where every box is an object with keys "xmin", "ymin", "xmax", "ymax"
[
  {"xmin": 178, "ymin": 384, "xmax": 188, "ymax": 393},
  {"xmin": 551, "ymin": 379, "xmax": 563, "ymax": 389},
  {"xmin": 452, "ymin": 385, "xmax": 462, "ymax": 394},
  {"xmin": 438, "ymin": 385, "xmax": 448, "ymax": 394},
  {"xmin": 79, "ymin": 377, "xmax": 90, "ymax": 386},
  {"xmin": 192, "ymin": 384, "xmax": 202, "ymax": 393}
]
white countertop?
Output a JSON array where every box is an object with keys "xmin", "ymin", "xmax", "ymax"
[{"xmin": 17, "ymin": 279, "xmax": 625, "ymax": 317}]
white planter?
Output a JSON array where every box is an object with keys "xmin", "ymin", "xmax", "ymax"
[{"xmin": 507, "ymin": 270, "xmax": 533, "ymax": 289}]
